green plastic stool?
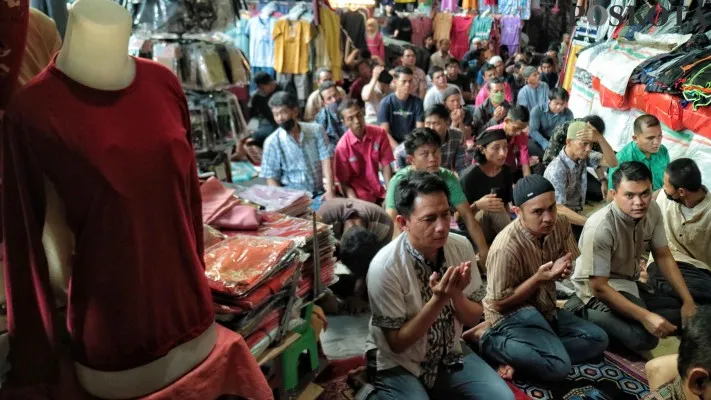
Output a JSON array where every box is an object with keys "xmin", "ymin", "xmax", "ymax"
[{"xmin": 281, "ymin": 303, "xmax": 320, "ymax": 391}]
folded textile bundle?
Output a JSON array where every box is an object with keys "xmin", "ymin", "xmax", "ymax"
[
  {"xmin": 205, "ymin": 234, "xmax": 297, "ymax": 297},
  {"xmin": 235, "ymin": 184, "xmax": 312, "ymax": 217},
  {"xmin": 201, "ymin": 177, "xmax": 262, "ymax": 229}
]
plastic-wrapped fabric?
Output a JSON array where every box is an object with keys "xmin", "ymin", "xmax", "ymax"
[
  {"xmin": 212, "ymin": 261, "xmax": 298, "ymax": 312},
  {"xmin": 205, "ymin": 234, "xmax": 296, "ymax": 296},
  {"xmin": 235, "ymin": 184, "xmax": 312, "ymax": 213},
  {"xmin": 125, "ymin": 0, "xmax": 236, "ymax": 34},
  {"xmin": 235, "ymin": 211, "xmax": 330, "ymax": 241},
  {"xmin": 204, "ymin": 224, "xmax": 227, "ymax": 248}
]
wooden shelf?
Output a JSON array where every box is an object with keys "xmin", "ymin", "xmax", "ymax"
[{"xmin": 296, "ymin": 383, "xmax": 324, "ymax": 400}]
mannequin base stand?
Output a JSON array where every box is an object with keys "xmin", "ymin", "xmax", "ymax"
[{"xmin": 58, "ymin": 325, "xmax": 273, "ymax": 400}]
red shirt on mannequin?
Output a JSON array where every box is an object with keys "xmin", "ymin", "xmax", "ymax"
[{"xmin": 1, "ymin": 57, "xmax": 214, "ymax": 388}]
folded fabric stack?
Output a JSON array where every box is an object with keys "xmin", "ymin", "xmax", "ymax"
[
  {"xmin": 204, "ymin": 235, "xmax": 303, "ymax": 352},
  {"xmin": 681, "ymin": 61, "xmax": 711, "ymax": 110},
  {"xmin": 235, "ymin": 184, "xmax": 312, "ymax": 218},
  {"xmin": 630, "ymin": 33, "xmax": 711, "ymax": 96},
  {"xmin": 201, "ymin": 177, "xmax": 262, "ymax": 230},
  {"xmin": 231, "ymin": 211, "xmax": 338, "ymax": 301}
]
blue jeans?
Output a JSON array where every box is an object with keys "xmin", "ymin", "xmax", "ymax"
[
  {"xmin": 480, "ymin": 307, "xmax": 609, "ymax": 381},
  {"xmin": 372, "ymin": 347, "xmax": 515, "ymax": 400}
]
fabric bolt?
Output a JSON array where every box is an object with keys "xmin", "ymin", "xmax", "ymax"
[
  {"xmin": 571, "ymin": 201, "xmax": 667, "ymax": 305},
  {"xmin": 433, "ymin": 12, "xmax": 454, "ymax": 43},
  {"xmin": 653, "ymin": 189, "xmax": 711, "ymax": 272},
  {"xmin": 606, "ymin": 142, "xmax": 669, "ymax": 191},
  {"xmin": 517, "ymin": 82, "xmax": 550, "ymax": 111},
  {"xmin": 481, "ymin": 307, "xmax": 608, "ymax": 381},
  {"xmin": 247, "ymin": 16, "xmax": 276, "ymax": 68},
  {"xmin": 487, "ymin": 122, "xmax": 530, "ymax": 169},
  {"xmin": 385, "ymin": 167, "xmax": 468, "ymax": 209},
  {"xmin": 470, "ymin": 16, "xmax": 493, "ymax": 42},
  {"xmin": 394, "ymin": 128, "xmax": 467, "ymax": 173},
  {"xmin": 474, "ymin": 82, "xmax": 514, "ymax": 106},
  {"xmin": 376, "ymin": 93, "xmax": 425, "ymax": 143},
  {"xmin": 544, "ymin": 148, "xmax": 602, "ymax": 212},
  {"xmin": 334, "ymin": 125, "xmax": 395, "ymax": 203},
  {"xmin": 273, "ymin": 19, "xmax": 314, "ymax": 75},
  {"xmin": 366, "ymin": 233, "xmax": 482, "ymax": 385},
  {"xmin": 450, "ymin": 16, "xmax": 475, "ymax": 60},
  {"xmin": 1, "ymin": 57, "xmax": 215, "ymax": 383},
  {"xmin": 485, "ymin": 216, "xmax": 579, "ymax": 326},
  {"xmin": 527, "ymin": 103, "xmax": 574, "ymax": 150},
  {"xmin": 259, "ymin": 122, "xmax": 333, "ymax": 194}
]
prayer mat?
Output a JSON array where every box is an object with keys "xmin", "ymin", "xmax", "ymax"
[
  {"xmin": 513, "ymin": 360, "xmax": 650, "ymax": 400},
  {"xmin": 604, "ymin": 350, "xmax": 648, "ymax": 383}
]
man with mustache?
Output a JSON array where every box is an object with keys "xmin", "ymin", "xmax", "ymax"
[
  {"xmin": 566, "ymin": 161, "xmax": 696, "ymax": 353},
  {"xmin": 607, "ymin": 114, "xmax": 670, "ymax": 199},
  {"xmin": 464, "ymin": 175, "xmax": 608, "ymax": 381},
  {"xmin": 647, "ymin": 158, "xmax": 711, "ymax": 326},
  {"xmin": 366, "ymin": 171, "xmax": 514, "ymax": 399}
]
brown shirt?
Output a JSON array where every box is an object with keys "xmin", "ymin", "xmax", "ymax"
[
  {"xmin": 484, "ymin": 216, "xmax": 580, "ymax": 326},
  {"xmin": 316, "ymin": 198, "xmax": 393, "ymax": 244},
  {"xmin": 643, "ymin": 376, "xmax": 686, "ymax": 400}
]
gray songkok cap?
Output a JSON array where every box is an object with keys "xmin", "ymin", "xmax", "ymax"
[
  {"xmin": 522, "ymin": 66, "xmax": 537, "ymax": 79},
  {"xmin": 513, "ymin": 175, "xmax": 555, "ymax": 206}
]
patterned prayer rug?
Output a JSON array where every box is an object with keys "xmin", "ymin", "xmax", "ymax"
[{"xmin": 513, "ymin": 360, "xmax": 650, "ymax": 400}]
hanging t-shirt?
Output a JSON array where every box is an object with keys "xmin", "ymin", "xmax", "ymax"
[
  {"xmin": 451, "ymin": 16, "xmax": 474, "ymax": 60},
  {"xmin": 500, "ymin": 0, "xmax": 531, "ymax": 20},
  {"xmin": 470, "ymin": 16, "xmax": 493, "ymax": 42},
  {"xmin": 441, "ymin": 0, "xmax": 458, "ymax": 12},
  {"xmin": 377, "ymin": 93, "xmax": 425, "ymax": 143},
  {"xmin": 226, "ymin": 18, "xmax": 250, "ymax": 58},
  {"xmin": 384, "ymin": 15, "xmax": 400, "ymax": 36},
  {"xmin": 410, "ymin": 16, "xmax": 432, "ymax": 47},
  {"xmin": 395, "ymin": 16, "xmax": 413, "ymax": 42},
  {"xmin": 247, "ymin": 16, "xmax": 275, "ymax": 68},
  {"xmin": 342, "ymin": 11, "xmax": 368, "ymax": 51},
  {"xmin": 273, "ymin": 19, "xmax": 314, "ymax": 75},
  {"xmin": 500, "ymin": 16, "xmax": 522, "ymax": 46},
  {"xmin": 433, "ymin": 12, "xmax": 454, "ymax": 43},
  {"xmin": 316, "ymin": 6, "xmax": 343, "ymax": 81}
]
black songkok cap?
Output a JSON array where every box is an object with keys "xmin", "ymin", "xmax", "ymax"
[
  {"xmin": 513, "ymin": 175, "xmax": 555, "ymax": 206},
  {"xmin": 476, "ymin": 129, "xmax": 507, "ymax": 147}
]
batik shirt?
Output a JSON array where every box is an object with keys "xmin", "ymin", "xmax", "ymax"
[{"xmin": 642, "ymin": 376, "xmax": 685, "ymax": 400}]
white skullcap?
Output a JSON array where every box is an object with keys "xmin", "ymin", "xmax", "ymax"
[{"xmin": 488, "ymin": 55, "xmax": 503, "ymax": 65}]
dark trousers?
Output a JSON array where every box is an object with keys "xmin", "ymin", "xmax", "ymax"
[
  {"xmin": 644, "ymin": 262, "xmax": 711, "ymax": 327},
  {"xmin": 564, "ymin": 287, "xmax": 659, "ymax": 353}
]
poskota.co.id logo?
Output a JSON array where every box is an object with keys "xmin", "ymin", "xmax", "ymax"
[{"xmin": 574, "ymin": 4, "xmax": 709, "ymax": 31}]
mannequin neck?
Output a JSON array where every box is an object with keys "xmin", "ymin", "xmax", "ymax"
[{"xmin": 56, "ymin": 0, "xmax": 135, "ymax": 91}]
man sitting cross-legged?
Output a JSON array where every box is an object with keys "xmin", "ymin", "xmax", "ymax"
[
  {"xmin": 464, "ymin": 175, "xmax": 609, "ymax": 381},
  {"xmin": 366, "ymin": 171, "xmax": 514, "ymax": 400}
]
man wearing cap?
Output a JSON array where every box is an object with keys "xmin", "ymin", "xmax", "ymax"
[
  {"xmin": 385, "ymin": 128, "xmax": 489, "ymax": 272},
  {"xmin": 566, "ymin": 161, "xmax": 696, "ymax": 353},
  {"xmin": 517, "ymin": 66, "xmax": 551, "ymax": 112},
  {"xmin": 464, "ymin": 175, "xmax": 609, "ymax": 381},
  {"xmin": 543, "ymin": 119, "xmax": 617, "ymax": 236},
  {"xmin": 474, "ymin": 56, "xmax": 514, "ymax": 106}
]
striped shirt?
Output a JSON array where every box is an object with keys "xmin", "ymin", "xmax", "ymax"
[{"xmin": 484, "ymin": 216, "xmax": 580, "ymax": 326}]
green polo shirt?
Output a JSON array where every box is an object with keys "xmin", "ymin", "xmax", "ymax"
[
  {"xmin": 385, "ymin": 166, "xmax": 468, "ymax": 209},
  {"xmin": 607, "ymin": 142, "xmax": 670, "ymax": 191}
]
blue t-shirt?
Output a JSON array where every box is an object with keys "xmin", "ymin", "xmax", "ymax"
[{"xmin": 376, "ymin": 93, "xmax": 425, "ymax": 143}]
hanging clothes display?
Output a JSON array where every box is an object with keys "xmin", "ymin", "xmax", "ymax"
[
  {"xmin": 441, "ymin": 0, "xmax": 458, "ymax": 12},
  {"xmin": 433, "ymin": 11, "xmax": 453, "ymax": 43},
  {"xmin": 247, "ymin": 13, "xmax": 276, "ymax": 70},
  {"xmin": 225, "ymin": 16, "xmax": 250, "ymax": 57},
  {"xmin": 273, "ymin": 17, "xmax": 315, "ymax": 104},
  {"xmin": 499, "ymin": 0, "xmax": 531, "ymax": 20},
  {"xmin": 451, "ymin": 15, "xmax": 474, "ymax": 60},
  {"xmin": 317, "ymin": 4, "xmax": 343, "ymax": 81},
  {"xmin": 409, "ymin": 14, "xmax": 432, "ymax": 46},
  {"xmin": 470, "ymin": 15, "xmax": 493, "ymax": 42},
  {"xmin": 489, "ymin": 17, "xmax": 502, "ymax": 55},
  {"xmin": 500, "ymin": 16, "xmax": 522, "ymax": 54},
  {"xmin": 340, "ymin": 9, "xmax": 368, "ymax": 50}
]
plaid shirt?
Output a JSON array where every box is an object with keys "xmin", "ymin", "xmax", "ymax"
[
  {"xmin": 260, "ymin": 122, "xmax": 333, "ymax": 194},
  {"xmin": 394, "ymin": 128, "xmax": 467, "ymax": 173}
]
